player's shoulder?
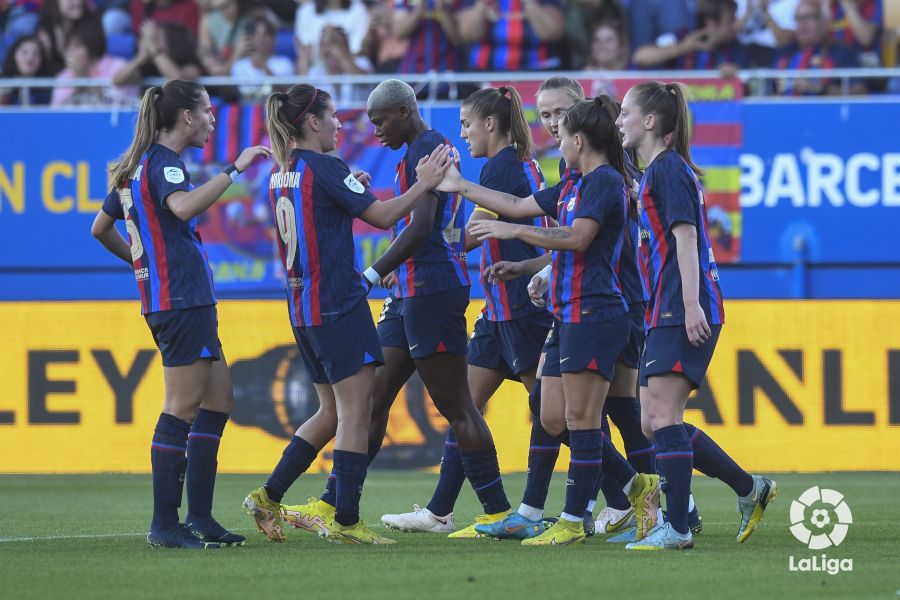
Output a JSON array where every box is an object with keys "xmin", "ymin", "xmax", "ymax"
[
  {"xmin": 409, "ymin": 129, "xmax": 448, "ymax": 156},
  {"xmin": 147, "ymin": 144, "xmax": 188, "ymax": 181}
]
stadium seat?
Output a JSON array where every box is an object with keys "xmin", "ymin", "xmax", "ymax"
[
  {"xmin": 107, "ymin": 33, "xmax": 136, "ymax": 60},
  {"xmin": 275, "ymin": 29, "xmax": 296, "ymax": 62}
]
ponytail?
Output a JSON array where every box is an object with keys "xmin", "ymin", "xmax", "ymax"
[
  {"xmin": 463, "ymin": 85, "xmax": 534, "ymax": 161},
  {"xmin": 110, "ymin": 87, "xmax": 161, "ymax": 188},
  {"xmin": 666, "ymin": 83, "xmax": 702, "ymax": 176},
  {"xmin": 631, "ymin": 81, "xmax": 702, "ymax": 176},
  {"xmin": 266, "ymin": 91, "xmax": 294, "ymax": 170},
  {"xmin": 501, "ymin": 86, "xmax": 534, "ymax": 161},
  {"xmin": 109, "ymin": 80, "xmax": 206, "ymax": 189}
]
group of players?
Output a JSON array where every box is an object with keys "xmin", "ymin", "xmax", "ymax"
[{"xmin": 91, "ymin": 72, "xmax": 777, "ymax": 550}]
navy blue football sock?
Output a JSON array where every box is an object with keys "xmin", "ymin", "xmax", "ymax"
[
  {"xmin": 554, "ymin": 429, "xmax": 571, "ymax": 446},
  {"xmin": 151, "ymin": 412, "xmax": 190, "ymax": 531},
  {"xmin": 563, "ymin": 429, "xmax": 604, "ymax": 518},
  {"xmin": 600, "ymin": 423, "xmax": 637, "ymax": 489},
  {"xmin": 320, "ymin": 470, "xmax": 336, "ymax": 507},
  {"xmin": 186, "ymin": 409, "xmax": 228, "ymax": 520},
  {"xmin": 320, "ymin": 441, "xmax": 379, "ymax": 508},
  {"xmin": 521, "ymin": 417, "xmax": 560, "ymax": 511},
  {"xmin": 684, "ymin": 422, "xmax": 754, "ymax": 497},
  {"xmin": 426, "ymin": 429, "xmax": 466, "ymax": 517},
  {"xmin": 264, "ymin": 435, "xmax": 318, "ymax": 503},
  {"xmin": 655, "ymin": 424, "xmax": 693, "ymax": 535},
  {"xmin": 461, "ymin": 447, "xmax": 510, "ymax": 515},
  {"xmin": 606, "ymin": 396, "xmax": 656, "ymax": 474},
  {"xmin": 332, "ymin": 449, "xmax": 369, "ymax": 526}
]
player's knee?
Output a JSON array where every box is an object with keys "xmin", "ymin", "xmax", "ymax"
[{"xmin": 541, "ymin": 413, "xmax": 566, "ymax": 437}]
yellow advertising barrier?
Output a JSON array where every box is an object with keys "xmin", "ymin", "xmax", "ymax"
[{"xmin": 0, "ymin": 300, "xmax": 898, "ymax": 473}]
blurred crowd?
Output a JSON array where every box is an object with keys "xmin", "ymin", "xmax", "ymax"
[{"xmin": 0, "ymin": 0, "xmax": 894, "ymax": 106}]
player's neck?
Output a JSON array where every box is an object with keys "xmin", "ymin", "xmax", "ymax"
[
  {"xmin": 577, "ymin": 151, "xmax": 608, "ymax": 176},
  {"xmin": 486, "ymin": 138, "xmax": 510, "ymax": 159},
  {"xmin": 404, "ymin": 117, "xmax": 429, "ymax": 146},
  {"xmin": 638, "ymin": 138, "xmax": 668, "ymax": 168},
  {"xmin": 156, "ymin": 131, "xmax": 189, "ymax": 156}
]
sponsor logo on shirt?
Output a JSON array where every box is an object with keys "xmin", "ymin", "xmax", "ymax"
[
  {"xmin": 344, "ymin": 173, "xmax": 365, "ymax": 194},
  {"xmin": 163, "ymin": 167, "xmax": 185, "ymax": 184}
]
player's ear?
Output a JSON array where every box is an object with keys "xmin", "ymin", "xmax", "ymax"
[
  {"xmin": 485, "ymin": 115, "xmax": 495, "ymax": 132},
  {"xmin": 398, "ymin": 105, "xmax": 410, "ymax": 121},
  {"xmin": 183, "ymin": 108, "xmax": 192, "ymax": 127}
]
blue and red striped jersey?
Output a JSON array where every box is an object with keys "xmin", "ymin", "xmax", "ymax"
[
  {"xmin": 101, "ymin": 144, "xmax": 215, "ymax": 315},
  {"xmin": 831, "ymin": 0, "xmax": 882, "ymax": 50},
  {"xmin": 637, "ymin": 150, "xmax": 724, "ymax": 330},
  {"xmin": 617, "ymin": 152, "xmax": 648, "ymax": 305},
  {"xmin": 534, "ymin": 165, "xmax": 629, "ymax": 323},
  {"xmin": 395, "ymin": 0, "xmax": 461, "ymax": 73},
  {"xmin": 534, "ymin": 157, "xmax": 579, "ymax": 209},
  {"xmin": 774, "ymin": 42, "xmax": 861, "ymax": 95},
  {"xmin": 392, "ymin": 129, "xmax": 469, "ymax": 298},
  {"xmin": 477, "ymin": 146, "xmax": 547, "ymax": 322},
  {"xmin": 463, "ymin": 0, "xmax": 563, "ymax": 71},
  {"xmin": 268, "ymin": 149, "xmax": 377, "ymax": 327}
]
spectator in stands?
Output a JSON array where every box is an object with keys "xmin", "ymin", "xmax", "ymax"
[
  {"xmin": 232, "ymin": 15, "xmax": 294, "ymax": 99},
  {"xmin": 774, "ymin": 0, "xmax": 867, "ymax": 95},
  {"xmin": 735, "ymin": 0, "xmax": 798, "ymax": 66},
  {"xmin": 457, "ymin": 0, "xmax": 565, "ymax": 72},
  {"xmin": 633, "ymin": 0, "xmax": 745, "ymax": 73},
  {"xmin": 51, "ymin": 17, "xmax": 137, "ymax": 105},
  {"xmin": 584, "ymin": 19, "xmax": 629, "ymax": 70},
  {"xmin": 2, "ymin": 1, "xmax": 41, "ymax": 41},
  {"xmin": 359, "ymin": 0, "xmax": 408, "ymax": 73},
  {"xmin": 199, "ymin": 0, "xmax": 255, "ymax": 75},
  {"xmin": 36, "ymin": 0, "xmax": 98, "ymax": 74},
  {"xmin": 829, "ymin": 0, "xmax": 882, "ymax": 66},
  {"xmin": 390, "ymin": 0, "xmax": 459, "ymax": 75},
  {"xmin": 113, "ymin": 20, "xmax": 204, "ymax": 85},
  {"xmin": 0, "ymin": 34, "xmax": 53, "ymax": 105},
  {"xmin": 627, "ymin": 0, "xmax": 691, "ymax": 51},
  {"xmin": 294, "ymin": 0, "xmax": 370, "ymax": 75},
  {"xmin": 564, "ymin": 0, "xmax": 625, "ymax": 70},
  {"xmin": 307, "ymin": 24, "xmax": 373, "ymax": 102},
  {"xmin": 130, "ymin": 0, "xmax": 200, "ymax": 36}
]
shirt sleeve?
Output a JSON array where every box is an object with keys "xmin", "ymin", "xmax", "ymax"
[
  {"xmin": 102, "ymin": 189, "xmax": 124, "ymax": 220},
  {"xmin": 572, "ymin": 172, "xmax": 619, "ymax": 226},
  {"xmin": 150, "ymin": 154, "xmax": 192, "ymax": 211},
  {"xmin": 533, "ymin": 179, "xmax": 563, "ymax": 218},
  {"xmin": 654, "ymin": 159, "xmax": 698, "ymax": 230},
  {"xmin": 321, "ymin": 156, "xmax": 378, "ymax": 217}
]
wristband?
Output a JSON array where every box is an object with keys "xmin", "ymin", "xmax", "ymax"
[
  {"xmin": 223, "ymin": 164, "xmax": 240, "ymax": 183},
  {"xmin": 363, "ymin": 267, "xmax": 381, "ymax": 286}
]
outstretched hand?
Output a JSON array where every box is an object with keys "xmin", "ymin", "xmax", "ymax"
[
  {"xmin": 467, "ymin": 219, "xmax": 518, "ymax": 242},
  {"xmin": 486, "ymin": 260, "xmax": 523, "ymax": 283},
  {"xmin": 415, "ymin": 145, "xmax": 453, "ymax": 190},
  {"xmin": 235, "ymin": 145, "xmax": 273, "ymax": 172}
]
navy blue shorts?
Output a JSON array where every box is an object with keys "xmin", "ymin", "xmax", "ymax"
[
  {"xmin": 639, "ymin": 324, "xmax": 722, "ymax": 389},
  {"xmin": 468, "ymin": 311, "xmax": 553, "ymax": 378},
  {"xmin": 145, "ymin": 305, "xmax": 221, "ymax": 367},
  {"xmin": 293, "ymin": 299, "xmax": 385, "ymax": 385},
  {"xmin": 618, "ymin": 302, "xmax": 648, "ymax": 370},
  {"xmin": 558, "ymin": 314, "xmax": 631, "ymax": 379},
  {"xmin": 540, "ymin": 319, "xmax": 561, "ymax": 378},
  {"xmin": 376, "ymin": 287, "xmax": 470, "ymax": 359}
]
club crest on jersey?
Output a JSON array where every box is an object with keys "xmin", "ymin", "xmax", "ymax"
[
  {"xmin": 566, "ymin": 197, "xmax": 576, "ymax": 212},
  {"xmin": 344, "ymin": 173, "xmax": 365, "ymax": 194},
  {"xmin": 164, "ymin": 167, "xmax": 185, "ymax": 184}
]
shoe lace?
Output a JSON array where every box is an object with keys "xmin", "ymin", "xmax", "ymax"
[{"xmin": 176, "ymin": 523, "xmax": 201, "ymax": 543}]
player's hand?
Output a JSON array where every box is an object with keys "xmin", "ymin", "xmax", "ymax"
[
  {"xmin": 353, "ymin": 170, "xmax": 372, "ymax": 188},
  {"xmin": 684, "ymin": 302, "xmax": 712, "ymax": 347},
  {"xmin": 486, "ymin": 260, "xmax": 523, "ymax": 283},
  {"xmin": 527, "ymin": 273, "xmax": 549, "ymax": 308},
  {"xmin": 434, "ymin": 163, "xmax": 464, "ymax": 193},
  {"xmin": 234, "ymin": 145, "xmax": 273, "ymax": 172},
  {"xmin": 468, "ymin": 220, "xmax": 517, "ymax": 241},
  {"xmin": 415, "ymin": 145, "xmax": 453, "ymax": 189},
  {"xmin": 380, "ymin": 272, "xmax": 395, "ymax": 289}
]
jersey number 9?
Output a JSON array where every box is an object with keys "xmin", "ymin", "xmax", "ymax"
[{"xmin": 275, "ymin": 196, "xmax": 297, "ymax": 270}]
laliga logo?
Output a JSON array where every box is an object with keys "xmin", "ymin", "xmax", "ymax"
[
  {"xmin": 789, "ymin": 486, "xmax": 852, "ymax": 549},
  {"xmin": 788, "ymin": 486, "xmax": 853, "ymax": 575}
]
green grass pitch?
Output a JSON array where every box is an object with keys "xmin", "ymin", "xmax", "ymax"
[{"xmin": 1, "ymin": 472, "xmax": 897, "ymax": 599}]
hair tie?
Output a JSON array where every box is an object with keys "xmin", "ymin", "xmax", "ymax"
[
  {"xmin": 498, "ymin": 86, "xmax": 508, "ymax": 96},
  {"xmin": 293, "ymin": 88, "xmax": 318, "ymax": 124}
]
